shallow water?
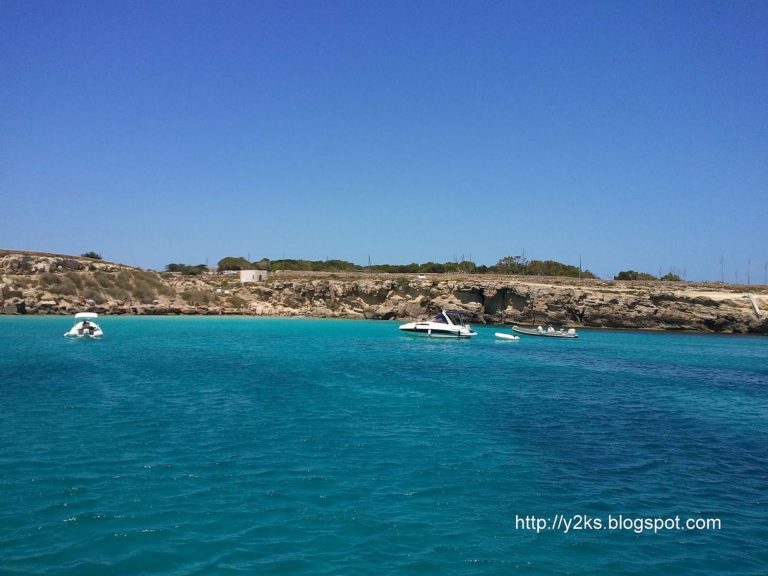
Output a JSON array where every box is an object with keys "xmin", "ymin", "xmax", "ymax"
[{"xmin": 1, "ymin": 317, "xmax": 766, "ymax": 574}]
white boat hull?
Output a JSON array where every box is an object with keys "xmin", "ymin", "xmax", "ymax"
[
  {"xmin": 64, "ymin": 327, "xmax": 103, "ymax": 338},
  {"xmin": 398, "ymin": 310, "xmax": 477, "ymax": 338},
  {"xmin": 511, "ymin": 326, "xmax": 578, "ymax": 338},
  {"xmin": 64, "ymin": 317, "xmax": 103, "ymax": 338},
  {"xmin": 399, "ymin": 322, "xmax": 477, "ymax": 338},
  {"xmin": 494, "ymin": 332, "xmax": 520, "ymax": 341}
]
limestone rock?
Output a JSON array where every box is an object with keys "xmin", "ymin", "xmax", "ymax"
[{"xmin": 1, "ymin": 250, "xmax": 766, "ymax": 333}]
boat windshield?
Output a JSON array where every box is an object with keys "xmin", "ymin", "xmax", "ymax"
[
  {"xmin": 431, "ymin": 313, "xmax": 447, "ymax": 324},
  {"xmin": 445, "ymin": 312, "xmax": 466, "ymax": 326}
]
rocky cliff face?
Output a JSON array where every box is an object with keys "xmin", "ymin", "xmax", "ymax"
[{"xmin": 2, "ymin": 250, "xmax": 766, "ymax": 333}]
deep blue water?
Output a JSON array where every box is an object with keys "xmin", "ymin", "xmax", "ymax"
[{"xmin": 1, "ymin": 316, "xmax": 766, "ymax": 575}]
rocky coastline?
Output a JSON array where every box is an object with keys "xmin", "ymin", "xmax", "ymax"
[{"xmin": 1, "ymin": 250, "xmax": 766, "ymax": 334}]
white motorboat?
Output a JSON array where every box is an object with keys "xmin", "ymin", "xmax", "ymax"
[
  {"xmin": 494, "ymin": 332, "xmax": 520, "ymax": 341},
  {"xmin": 399, "ymin": 310, "xmax": 477, "ymax": 338},
  {"xmin": 64, "ymin": 312, "xmax": 103, "ymax": 338},
  {"xmin": 511, "ymin": 325, "xmax": 578, "ymax": 338}
]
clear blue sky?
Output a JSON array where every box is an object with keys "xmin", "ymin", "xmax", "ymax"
[{"xmin": 2, "ymin": 1, "xmax": 766, "ymax": 281}]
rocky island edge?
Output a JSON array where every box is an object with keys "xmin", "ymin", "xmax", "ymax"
[{"xmin": 1, "ymin": 250, "xmax": 766, "ymax": 334}]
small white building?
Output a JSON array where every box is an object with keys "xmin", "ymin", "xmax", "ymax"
[{"xmin": 240, "ymin": 269, "xmax": 268, "ymax": 283}]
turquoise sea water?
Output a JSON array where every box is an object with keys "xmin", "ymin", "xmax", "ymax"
[{"xmin": 1, "ymin": 316, "xmax": 766, "ymax": 575}]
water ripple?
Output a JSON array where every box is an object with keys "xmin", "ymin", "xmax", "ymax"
[{"xmin": 1, "ymin": 318, "xmax": 766, "ymax": 574}]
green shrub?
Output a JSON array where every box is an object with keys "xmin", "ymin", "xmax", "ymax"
[
  {"xmin": 81, "ymin": 251, "xmax": 102, "ymax": 260},
  {"xmin": 1, "ymin": 285, "xmax": 17, "ymax": 299},
  {"xmin": 39, "ymin": 272, "xmax": 73, "ymax": 293},
  {"xmin": 83, "ymin": 277, "xmax": 101, "ymax": 291},
  {"xmin": 217, "ymin": 257, "xmax": 250, "ymax": 271},
  {"xmin": 181, "ymin": 289, "xmax": 211, "ymax": 306},
  {"xmin": 106, "ymin": 286, "xmax": 130, "ymax": 301},
  {"xmin": 40, "ymin": 272, "xmax": 59, "ymax": 286},
  {"xmin": 229, "ymin": 295, "xmax": 247, "ymax": 308},
  {"xmin": 615, "ymin": 270, "xmax": 656, "ymax": 281},
  {"xmin": 133, "ymin": 270, "xmax": 162, "ymax": 288},
  {"xmin": 166, "ymin": 263, "xmax": 208, "ymax": 275},
  {"xmin": 130, "ymin": 270, "xmax": 174, "ymax": 296},
  {"xmin": 94, "ymin": 272, "xmax": 114, "ymax": 288},
  {"xmin": 83, "ymin": 288, "xmax": 106, "ymax": 304},
  {"xmin": 50, "ymin": 277, "xmax": 77, "ymax": 295},
  {"xmin": 132, "ymin": 281, "xmax": 157, "ymax": 304},
  {"xmin": 115, "ymin": 271, "xmax": 133, "ymax": 290},
  {"xmin": 65, "ymin": 272, "xmax": 83, "ymax": 289}
]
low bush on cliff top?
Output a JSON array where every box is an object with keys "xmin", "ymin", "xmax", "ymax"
[
  {"xmin": 166, "ymin": 263, "xmax": 208, "ymax": 275},
  {"xmin": 615, "ymin": 270, "xmax": 657, "ymax": 281},
  {"xmin": 217, "ymin": 257, "xmax": 251, "ymax": 271},
  {"xmin": 661, "ymin": 273, "xmax": 682, "ymax": 281},
  {"xmin": 224, "ymin": 254, "xmax": 597, "ymax": 278}
]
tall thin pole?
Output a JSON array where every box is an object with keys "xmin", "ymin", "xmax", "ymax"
[{"xmin": 719, "ymin": 256, "xmax": 724, "ymax": 283}]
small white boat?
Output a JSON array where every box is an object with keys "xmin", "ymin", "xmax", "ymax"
[
  {"xmin": 511, "ymin": 325, "xmax": 578, "ymax": 338},
  {"xmin": 494, "ymin": 332, "xmax": 520, "ymax": 341},
  {"xmin": 399, "ymin": 310, "xmax": 477, "ymax": 338},
  {"xmin": 64, "ymin": 312, "xmax": 103, "ymax": 338}
]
